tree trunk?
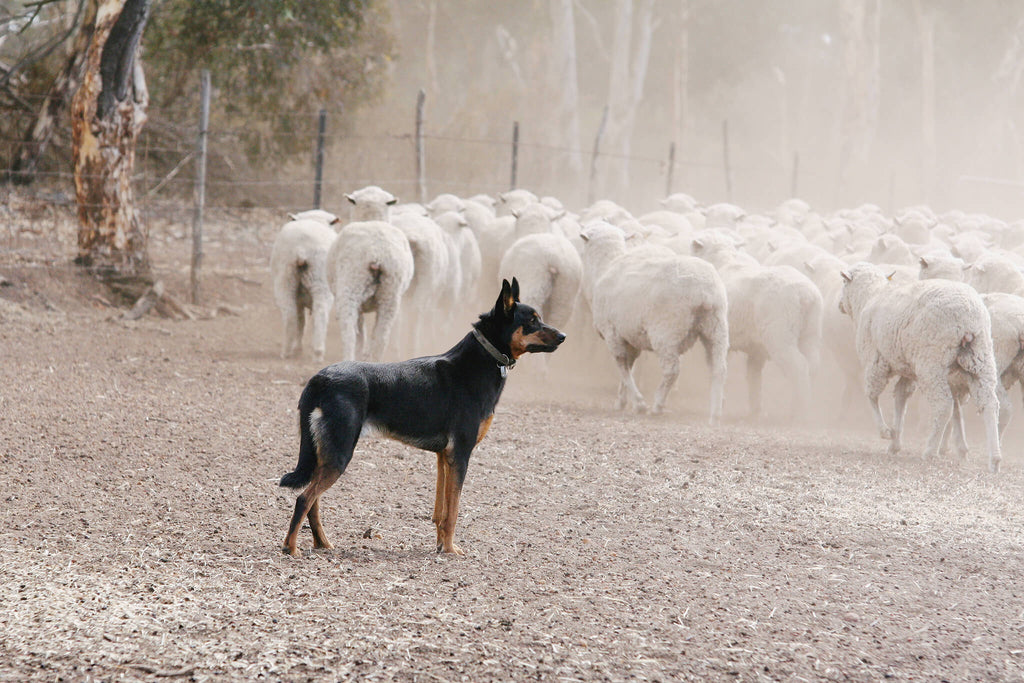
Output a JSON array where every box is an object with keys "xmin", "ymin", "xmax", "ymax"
[
  {"xmin": 71, "ymin": 0, "xmax": 151, "ymax": 279},
  {"xmin": 913, "ymin": 0, "xmax": 936, "ymax": 203},
  {"xmin": 672, "ymin": 0, "xmax": 690, "ymax": 188},
  {"xmin": 8, "ymin": 1, "xmax": 91, "ymax": 185},
  {"xmin": 549, "ymin": 0, "xmax": 583, "ymax": 177},
  {"xmin": 836, "ymin": 0, "xmax": 882, "ymax": 204}
]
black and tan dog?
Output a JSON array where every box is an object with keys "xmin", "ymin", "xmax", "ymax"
[{"xmin": 280, "ymin": 278, "xmax": 565, "ymax": 556}]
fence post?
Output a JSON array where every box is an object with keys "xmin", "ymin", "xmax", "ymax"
[
  {"xmin": 722, "ymin": 120, "xmax": 732, "ymax": 202},
  {"xmin": 415, "ymin": 88, "xmax": 427, "ymax": 203},
  {"xmin": 666, "ymin": 141, "xmax": 676, "ymax": 198},
  {"xmin": 313, "ymin": 108, "xmax": 327, "ymax": 209},
  {"xmin": 510, "ymin": 120, "xmax": 519, "ymax": 190},
  {"xmin": 190, "ymin": 69, "xmax": 210, "ymax": 305},
  {"xmin": 588, "ymin": 105, "xmax": 609, "ymax": 205},
  {"xmin": 790, "ymin": 151, "xmax": 799, "ymax": 199}
]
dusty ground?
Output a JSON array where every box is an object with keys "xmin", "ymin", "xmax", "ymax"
[{"xmin": 3, "ymin": 203, "xmax": 1024, "ymax": 682}]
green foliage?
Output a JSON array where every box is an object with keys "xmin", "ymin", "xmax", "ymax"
[{"xmin": 143, "ymin": 0, "xmax": 394, "ymax": 168}]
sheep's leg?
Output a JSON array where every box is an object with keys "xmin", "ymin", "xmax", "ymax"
[
  {"xmin": 919, "ymin": 377, "xmax": 954, "ymax": 461},
  {"xmin": 967, "ymin": 377, "xmax": 1002, "ymax": 473},
  {"xmin": 862, "ymin": 355, "xmax": 894, "ymax": 440},
  {"xmin": 355, "ymin": 312, "xmax": 368, "ymax": 361},
  {"xmin": 772, "ymin": 346, "xmax": 812, "ymax": 423},
  {"xmin": 889, "ymin": 376, "xmax": 916, "ymax": 456},
  {"xmin": 336, "ymin": 303, "xmax": 359, "ymax": 363},
  {"xmin": 309, "ymin": 292, "xmax": 333, "ymax": 364},
  {"xmin": 745, "ymin": 353, "xmax": 767, "ymax": 418},
  {"xmin": 651, "ymin": 351, "xmax": 680, "ymax": 415},
  {"xmin": 996, "ymin": 380, "xmax": 1012, "ymax": 438},
  {"xmin": 609, "ymin": 341, "xmax": 645, "ymax": 413},
  {"xmin": 702, "ymin": 334, "xmax": 729, "ymax": 426},
  {"xmin": 280, "ymin": 303, "xmax": 302, "ymax": 359},
  {"xmin": 369, "ymin": 298, "xmax": 401, "ymax": 363}
]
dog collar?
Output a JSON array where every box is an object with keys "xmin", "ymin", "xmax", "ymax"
[{"xmin": 472, "ymin": 328, "xmax": 515, "ymax": 378}]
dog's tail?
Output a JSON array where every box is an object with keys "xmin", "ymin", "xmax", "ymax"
[{"xmin": 279, "ymin": 383, "xmax": 321, "ymax": 489}]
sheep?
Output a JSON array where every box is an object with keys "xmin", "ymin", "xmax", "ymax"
[
  {"xmin": 580, "ymin": 222, "xmax": 729, "ymax": 421},
  {"xmin": 839, "ymin": 261, "xmax": 1001, "ymax": 471},
  {"xmin": 966, "ymin": 252, "xmax": 1024, "ymax": 295},
  {"xmin": 345, "ymin": 185, "xmax": 398, "ymax": 222},
  {"xmin": 434, "ymin": 210, "xmax": 483, "ymax": 319},
  {"xmin": 390, "ymin": 208, "xmax": 451, "ymax": 355},
  {"xmin": 326, "ymin": 220, "xmax": 414, "ymax": 362},
  {"xmin": 287, "ymin": 209, "xmax": 340, "ymax": 225},
  {"xmin": 270, "ymin": 218, "xmax": 337, "ymax": 362},
  {"xmin": 691, "ymin": 230, "xmax": 822, "ymax": 421},
  {"xmin": 496, "ymin": 189, "xmax": 539, "ymax": 217},
  {"xmin": 918, "ymin": 256, "xmax": 1024, "ymax": 451},
  {"xmin": 498, "ymin": 231, "xmax": 582, "ymax": 332}
]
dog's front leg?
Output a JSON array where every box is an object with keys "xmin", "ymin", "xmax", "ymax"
[
  {"xmin": 436, "ymin": 444, "xmax": 471, "ymax": 556},
  {"xmin": 432, "ymin": 451, "xmax": 449, "ymax": 552}
]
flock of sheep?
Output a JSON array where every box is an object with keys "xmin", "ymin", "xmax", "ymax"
[{"xmin": 271, "ymin": 185, "xmax": 1024, "ymax": 473}]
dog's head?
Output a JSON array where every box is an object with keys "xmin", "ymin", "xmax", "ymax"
[{"xmin": 492, "ymin": 278, "xmax": 565, "ymax": 358}]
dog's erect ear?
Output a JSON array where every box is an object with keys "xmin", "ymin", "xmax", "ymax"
[
  {"xmin": 497, "ymin": 279, "xmax": 516, "ymax": 317},
  {"xmin": 511, "ymin": 277, "xmax": 520, "ymax": 303}
]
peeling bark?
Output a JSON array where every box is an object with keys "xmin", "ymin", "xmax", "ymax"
[{"xmin": 71, "ymin": 0, "xmax": 151, "ymax": 279}]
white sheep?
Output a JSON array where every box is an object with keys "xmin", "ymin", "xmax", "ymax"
[
  {"xmin": 269, "ymin": 218, "xmax": 337, "ymax": 362},
  {"xmin": 434, "ymin": 210, "xmax": 482, "ymax": 316},
  {"xmin": 691, "ymin": 230, "xmax": 822, "ymax": 421},
  {"xmin": 390, "ymin": 208, "xmax": 451, "ymax": 355},
  {"xmin": 581, "ymin": 222, "xmax": 729, "ymax": 421},
  {"xmin": 326, "ymin": 220, "xmax": 414, "ymax": 362},
  {"xmin": 918, "ymin": 257, "xmax": 1024, "ymax": 450},
  {"xmin": 345, "ymin": 185, "xmax": 398, "ymax": 222},
  {"xmin": 498, "ymin": 231, "xmax": 582, "ymax": 331},
  {"xmin": 839, "ymin": 262, "xmax": 1001, "ymax": 471},
  {"xmin": 287, "ymin": 209, "xmax": 340, "ymax": 225}
]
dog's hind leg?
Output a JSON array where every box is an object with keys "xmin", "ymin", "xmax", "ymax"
[
  {"xmin": 307, "ymin": 499, "xmax": 332, "ymax": 549},
  {"xmin": 283, "ymin": 466, "xmax": 341, "ymax": 555},
  {"xmin": 432, "ymin": 451, "xmax": 449, "ymax": 552}
]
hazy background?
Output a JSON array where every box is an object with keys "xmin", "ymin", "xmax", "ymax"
[{"xmin": 5, "ymin": 0, "xmax": 1024, "ymax": 219}]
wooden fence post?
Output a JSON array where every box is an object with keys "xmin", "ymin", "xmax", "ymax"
[
  {"xmin": 510, "ymin": 120, "xmax": 519, "ymax": 190},
  {"xmin": 190, "ymin": 69, "xmax": 210, "ymax": 305},
  {"xmin": 666, "ymin": 141, "xmax": 676, "ymax": 198},
  {"xmin": 415, "ymin": 89, "xmax": 426, "ymax": 203},
  {"xmin": 790, "ymin": 151, "xmax": 799, "ymax": 199},
  {"xmin": 722, "ymin": 119, "xmax": 733, "ymax": 202},
  {"xmin": 313, "ymin": 108, "xmax": 327, "ymax": 209},
  {"xmin": 588, "ymin": 105, "xmax": 609, "ymax": 205}
]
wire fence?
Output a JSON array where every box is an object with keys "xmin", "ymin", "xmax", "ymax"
[{"xmin": 5, "ymin": 85, "xmax": 1024, "ymax": 230}]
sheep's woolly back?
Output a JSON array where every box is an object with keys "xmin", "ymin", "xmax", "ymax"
[
  {"xmin": 327, "ymin": 221, "xmax": 414, "ymax": 298},
  {"xmin": 346, "ymin": 185, "xmax": 397, "ymax": 222},
  {"xmin": 269, "ymin": 218, "xmax": 338, "ymax": 360},
  {"xmin": 499, "ymin": 232, "xmax": 582, "ymax": 328}
]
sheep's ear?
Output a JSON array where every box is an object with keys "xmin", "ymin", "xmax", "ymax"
[
  {"xmin": 804, "ymin": 260, "xmax": 816, "ymax": 274},
  {"xmin": 512, "ymin": 209, "xmax": 520, "ymax": 219},
  {"xmin": 840, "ymin": 271, "xmax": 852, "ymax": 283},
  {"xmin": 346, "ymin": 194, "xmax": 356, "ymax": 205},
  {"xmin": 692, "ymin": 239, "xmax": 704, "ymax": 251},
  {"xmin": 386, "ymin": 198, "xmax": 398, "ymax": 206},
  {"xmin": 886, "ymin": 271, "xmax": 897, "ymax": 281},
  {"xmin": 288, "ymin": 212, "xmax": 298, "ymax": 221},
  {"xmin": 919, "ymin": 257, "xmax": 928, "ymax": 267},
  {"xmin": 497, "ymin": 279, "xmax": 515, "ymax": 317},
  {"xmin": 511, "ymin": 277, "xmax": 521, "ymax": 303},
  {"xmin": 330, "ymin": 217, "xmax": 341, "ymax": 226},
  {"xmin": 963, "ymin": 263, "xmax": 972, "ymax": 272},
  {"xmin": 579, "ymin": 231, "xmax": 590, "ymax": 242}
]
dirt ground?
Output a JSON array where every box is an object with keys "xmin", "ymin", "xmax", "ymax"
[{"xmin": 3, "ymin": 205, "xmax": 1024, "ymax": 682}]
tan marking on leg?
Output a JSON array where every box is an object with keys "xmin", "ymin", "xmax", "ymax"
[
  {"xmin": 439, "ymin": 467, "xmax": 465, "ymax": 555},
  {"xmin": 476, "ymin": 414, "xmax": 494, "ymax": 445},
  {"xmin": 283, "ymin": 466, "xmax": 341, "ymax": 556},
  {"xmin": 308, "ymin": 499, "xmax": 333, "ymax": 550},
  {"xmin": 432, "ymin": 450, "xmax": 450, "ymax": 552}
]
